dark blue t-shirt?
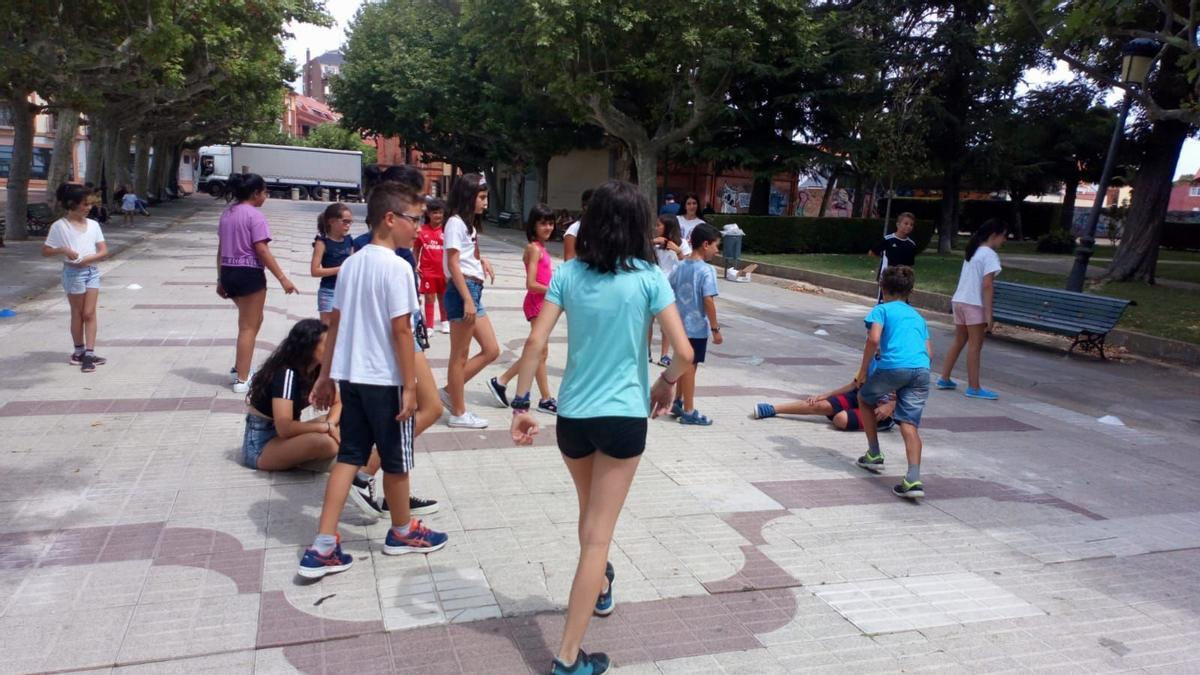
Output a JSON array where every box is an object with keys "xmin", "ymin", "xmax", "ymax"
[
  {"xmin": 314, "ymin": 235, "xmax": 355, "ymax": 289},
  {"xmin": 353, "ymin": 231, "xmax": 415, "ymax": 270}
]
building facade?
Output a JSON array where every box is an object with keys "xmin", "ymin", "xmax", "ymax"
[
  {"xmin": 302, "ymin": 50, "xmax": 344, "ymax": 104},
  {"xmin": 282, "ymin": 91, "xmax": 339, "ymax": 139},
  {"xmin": 0, "ymin": 95, "xmax": 87, "ymax": 199}
]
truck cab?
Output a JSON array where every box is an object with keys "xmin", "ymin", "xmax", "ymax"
[{"xmin": 197, "ymin": 145, "xmax": 232, "ymax": 197}]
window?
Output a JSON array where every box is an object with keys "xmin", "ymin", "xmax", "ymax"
[
  {"xmin": 0, "ymin": 145, "xmax": 56, "ymax": 179},
  {"xmin": 1189, "ymin": 186, "xmax": 1200, "ymax": 197},
  {"xmin": 0, "ymin": 104, "xmax": 12, "ymax": 127}
]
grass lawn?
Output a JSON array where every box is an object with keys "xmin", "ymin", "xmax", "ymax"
[
  {"xmin": 745, "ymin": 251, "xmax": 1200, "ymax": 344},
  {"xmin": 1000, "ymin": 240, "xmax": 1200, "ymax": 263}
]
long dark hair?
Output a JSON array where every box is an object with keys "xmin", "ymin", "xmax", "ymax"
[
  {"xmin": 966, "ymin": 218, "xmax": 1008, "ymax": 261},
  {"xmin": 526, "ymin": 203, "xmax": 555, "ymax": 242},
  {"xmin": 247, "ymin": 319, "xmax": 327, "ymax": 407},
  {"xmin": 447, "ymin": 172, "xmax": 486, "ymax": 235},
  {"xmin": 56, "ymin": 183, "xmax": 89, "ymax": 211},
  {"xmin": 317, "ymin": 203, "xmax": 348, "ymax": 237},
  {"xmin": 577, "ymin": 180, "xmax": 656, "ymax": 274},
  {"xmin": 227, "ymin": 173, "xmax": 266, "ymax": 203},
  {"xmin": 657, "ymin": 214, "xmax": 681, "ymax": 247},
  {"xmin": 682, "ymin": 192, "xmax": 702, "ymax": 219}
]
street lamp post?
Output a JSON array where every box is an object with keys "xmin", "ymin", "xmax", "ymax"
[{"xmin": 1065, "ymin": 38, "xmax": 1159, "ymax": 293}]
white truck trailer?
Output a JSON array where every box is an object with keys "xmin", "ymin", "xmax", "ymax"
[{"xmin": 197, "ymin": 143, "xmax": 362, "ymax": 200}]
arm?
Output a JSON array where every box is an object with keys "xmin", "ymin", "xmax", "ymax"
[
  {"xmin": 651, "ymin": 304, "xmax": 695, "ymax": 414},
  {"xmin": 703, "ymin": 295, "xmax": 722, "ymax": 345},
  {"xmin": 524, "ymin": 244, "xmax": 548, "ymax": 294},
  {"xmin": 411, "ymin": 233, "xmax": 424, "ymax": 266},
  {"xmin": 390, "ymin": 314, "xmax": 417, "ymax": 420},
  {"xmin": 42, "ymin": 243, "xmax": 78, "ymax": 260},
  {"xmin": 510, "ymin": 302, "xmax": 564, "ymax": 443},
  {"xmin": 982, "ymin": 273, "xmax": 996, "ymax": 331},
  {"xmin": 310, "ymin": 310, "xmax": 340, "ymax": 409},
  {"xmin": 855, "ymin": 324, "xmax": 883, "ymax": 385},
  {"xmin": 216, "ymin": 244, "xmax": 227, "ymax": 298},
  {"xmin": 446, "ymin": 248, "xmax": 476, "ymax": 322},
  {"xmin": 563, "ymin": 234, "xmax": 576, "ymax": 261},
  {"xmin": 309, "ymin": 241, "xmax": 341, "ymax": 278},
  {"xmin": 271, "ymin": 397, "xmax": 337, "ymax": 439},
  {"xmin": 254, "ymin": 240, "xmax": 297, "ymax": 293}
]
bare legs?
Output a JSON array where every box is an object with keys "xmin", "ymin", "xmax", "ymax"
[
  {"xmin": 497, "ymin": 343, "xmax": 551, "ymax": 400},
  {"xmin": 256, "ymin": 421, "xmax": 338, "ymax": 471},
  {"xmin": 446, "ymin": 316, "xmax": 500, "ymax": 416},
  {"xmin": 557, "ymin": 453, "xmax": 641, "ymax": 664},
  {"xmin": 898, "ymin": 422, "xmax": 922, "ymax": 470},
  {"xmin": 231, "ymin": 289, "xmax": 266, "ymax": 381},
  {"xmin": 678, "ymin": 365, "xmax": 699, "ymax": 411},
  {"xmin": 770, "ymin": 400, "xmax": 835, "ymax": 417},
  {"xmin": 65, "ymin": 290, "xmax": 100, "ymax": 350},
  {"xmin": 939, "ymin": 323, "xmax": 986, "ymax": 389}
]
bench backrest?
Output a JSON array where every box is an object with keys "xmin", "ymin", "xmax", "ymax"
[
  {"xmin": 994, "ymin": 281, "xmax": 1130, "ymax": 333},
  {"xmin": 27, "ymin": 203, "xmax": 56, "ymax": 222}
]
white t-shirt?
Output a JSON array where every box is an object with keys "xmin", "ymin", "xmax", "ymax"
[
  {"xmin": 442, "ymin": 215, "xmax": 484, "ymax": 280},
  {"xmin": 330, "ymin": 244, "xmax": 420, "ymax": 386},
  {"xmin": 564, "ymin": 220, "xmax": 581, "ymax": 238},
  {"xmin": 45, "ymin": 218, "xmax": 105, "ymax": 265},
  {"xmin": 677, "ymin": 217, "xmax": 706, "ymax": 243},
  {"xmin": 951, "ymin": 245, "xmax": 1002, "ymax": 306},
  {"xmin": 655, "ymin": 239, "xmax": 691, "ymax": 277},
  {"xmin": 121, "ymin": 193, "xmax": 138, "ymax": 211}
]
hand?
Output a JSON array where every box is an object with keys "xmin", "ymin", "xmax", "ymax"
[
  {"xmin": 310, "ymin": 377, "xmax": 336, "ymax": 410},
  {"xmin": 463, "ymin": 301, "xmax": 477, "ymax": 325},
  {"xmin": 280, "ymin": 276, "xmax": 298, "ymax": 294},
  {"xmin": 649, "ymin": 374, "xmax": 675, "ymax": 418},
  {"xmin": 652, "ymin": 236, "xmax": 666, "ymax": 247},
  {"xmin": 712, "ymin": 330, "xmax": 724, "ymax": 345},
  {"xmin": 216, "ymin": 283, "xmax": 229, "ymax": 299},
  {"xmin": 511, "ymin": 412, "xmax": 539, "ymax": 445},
  {"xmin": 986, "ymin": 320, "xmax": 995, "ymax": 334},
  {"xmin": 62, "ymin": 248, "xmax": 79, "ymax": 261},
  {"xmin": 804, "ymin": 396, "xmax": 819, "ymax": 407},
  {"xmin": 396, "ymin": 386, "xmax": 417, "ymax": 421},
  {"xmin": 482, "ymin": 258, "xmax": 496, "ymax": 284}
]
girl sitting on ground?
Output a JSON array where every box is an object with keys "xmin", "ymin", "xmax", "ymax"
[{"xmin": 242, "ymin": 319, "xmax": 341, "ymax": 471}]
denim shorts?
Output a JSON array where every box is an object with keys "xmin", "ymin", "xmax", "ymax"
[
  {"xmin": 445, "ymin": 278, "xmax": 486, "ymax": 321},
  {"xmin": 241, "ymin": 414, "xmax": 277, "ymax": 469},
  {"xmin": 317, "ymin": 286, "xmax": 336, "ymax": 313},
  {"xmin": 62, "ymin": 265, "xmax": 100, "ymax": 295},
  {"xmin": 859, "ymin": 367, "xmax": 930, "ymax": 427}
]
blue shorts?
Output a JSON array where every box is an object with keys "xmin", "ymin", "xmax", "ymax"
[
  {"xmin": 859, "ymin": 367, "xmax": 929, "ymax": 427},
  {"xmin": 317, "ymin": 286, "xmax": 336, "ymax": 313},
  {"xmin": 241, "ymin": 414, "xmax": 277, "ymax": 469},
  {"xmin": 445, "ymin": 278, "xmax": 486, "ymax": 321},
  {"xmin": 62, "ymin": 265, "xmax": 100, "ymax": 295}
]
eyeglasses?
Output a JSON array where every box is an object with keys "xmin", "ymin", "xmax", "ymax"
[
  {"xmin": 398, "ymin": 212, "xmax": 424, "ymax": 223},
  {"xmin": 340, "ymin": 218, "xmax": 353, "ymax": 224}
]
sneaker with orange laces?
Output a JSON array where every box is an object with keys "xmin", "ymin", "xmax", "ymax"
[
  {"xmin": 297, "ymin": 535, "xmax": 353, "ymax": 579},
  {"xmin": 383, "ymin": 518, "xmax": 448, "ymax": 555}
]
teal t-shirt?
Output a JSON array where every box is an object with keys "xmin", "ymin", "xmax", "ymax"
[
  {"xmin": 546, "ymin": 258, "xmax": 676, "ymax": 418},
  {"xmin": 864, "ymin": 301, "xmax": 930, "ymax": 370}
]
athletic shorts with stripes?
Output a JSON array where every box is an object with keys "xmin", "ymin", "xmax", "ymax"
[{"xmin": 336, "ymin": 380, "xmax": 414, "ymax": 474}]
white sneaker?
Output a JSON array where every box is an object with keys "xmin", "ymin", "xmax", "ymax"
[
  {"xmin": 440, "ymin": 321, "xmax": 450, "ymax": 333},
  {"xmin": 232, "ymin": 380, "xmax": 249, "ymax": 394},
  {"xmin": 229, "ymin": 367, "xmax": 238, "ymax": 385},
  {"xmin": 448, "ymin": 411, "xmax": 488, "ymax": 429}
]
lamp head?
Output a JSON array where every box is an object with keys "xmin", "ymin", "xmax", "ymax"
[{"xmin": 1121, "ymin": 38, "xmax": 1159, "ymax": 86}]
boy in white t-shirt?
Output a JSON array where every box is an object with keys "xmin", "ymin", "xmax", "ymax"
[
  {"xmin": 299, "ymin": 182, "xmax": 448, "ymax": 579},
  {"xmin": 42, "ymin": 183, "xmax": 109, "ymax": 372}
]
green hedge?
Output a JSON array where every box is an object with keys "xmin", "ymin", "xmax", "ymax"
[
  {"xmin": 704, "ymin": 215, "xmax": 935, "ymax": 255},
  {"xmin": 1163, "ymin": 221, "xmax": 1200, "ymax": 250},
  {"xmin": 881, "ymin": 197, "xmax": 1064, "ymax": 240}
]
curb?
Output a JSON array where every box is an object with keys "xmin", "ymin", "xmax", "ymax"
[{"xmin": 717, "ymin": 255, "xmax": 1200, "ymax": 366}]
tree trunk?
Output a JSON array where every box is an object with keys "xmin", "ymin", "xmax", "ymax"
[
  {"xmin": 938, "ymin": 169, "xmax": 960, "ymax": 253},
  {"xmin": 536, "ymin": 156, "xmax": 550, "ymax": 204},
  {"xmin": 3, "ymin": 92, "xmax": 35, "ymax": 240},
  {"xmin": 1008, "ymin": 192, "xmax": 1025, "ymax": 241},
  {"xmin": 133, "ymin": 134, "xmax": 151, "ymax": 196},
  {"xmin": 149, "ymin": 137, "xmax": 173, "ymax": 198},
  {"xmin": 1104, "ymin": 119, "xmax": 1188, "ymax": 282},
  {"xmin": 45, "ymin": 108, "xmax": 80, "ymax": 206},
  {"xmin": 482, "ymin": 166, "xmax": 501, "ymax": 222},
  {"xmin": 84, "ymin": 119, "xmax": 104, "ymax": 186},
  {"xmin": 748, "ymin": 175, "xmax": 771, "ymax": 216},
  {"xmin": 851, "ymin": 173, "xmax": 867, "ymax": 217},
  {"xmin": 818, "ymin": 173, "xmax": 837, "ymax": 217},
  {"xmin": 1058, "ymin": 171, "xmax": 1079, "ymax": 233},
  {"xmin": 169, "ymin": 144, "xmax": 183, "ymax": 195},
  {"xmin": 631, "ymin": 143, "xmax": 659, "ymax": 209},
  {"xmin": 103, "ymin": 123, "xmax": 127, "ymax": 204},
  {"xmin": 514, "ymin": 161, "xmax": 527, "ymax": 224}
]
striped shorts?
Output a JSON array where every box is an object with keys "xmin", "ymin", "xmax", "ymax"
[{"xmin": 335, "ymin": 381, "xmax": 414, "ymax": 474}]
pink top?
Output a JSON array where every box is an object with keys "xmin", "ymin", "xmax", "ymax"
[
  {"xmin": 218, "ymin": 202, "xmax": 271, "ymax": 268},
  {"xmin": 522, "ymin": 242, "xmax": 553, "ymax": 321}
]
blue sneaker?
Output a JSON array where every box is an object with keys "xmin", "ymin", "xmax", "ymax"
[
  {"xmin": 752, "ymin": 403, "xmax": 776, "ymax": 419},
  {"xmin": 936, "ymin": 378, "xmax": 957, "ymax": 390},
  {"xmin": 383, "ymin": 519, "xmax": 448, "ymax": 555},
  {"xmin": 595, "ymin": 562, "xmax": 615, "ymax": 616},
  {"xmin": 552, "ymin": 650, "xmax": 610, "ymax": 675},
  {"xmin": 669, "ymin": 399, "xmax": 684, "ymax": 418},
  {"xmin": 297, "ymin": 536, "xmax": 353, "ymax": 579},
  {"xmin": 965, "ymin": 387, "xmax": 999, "ymax": 400},
  {"xmin": 679, "ymin": 409, "xmax": 713, "ymax": 426}
]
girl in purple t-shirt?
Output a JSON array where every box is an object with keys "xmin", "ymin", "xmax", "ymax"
[{"xmin": 216, "ymin": 173, "xmax": 297, "ymax": 393}]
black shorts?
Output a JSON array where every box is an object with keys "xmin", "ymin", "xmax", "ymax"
[
  {"xmin": 219, "ymin": 265, "xmax": 267, "ymax": 298},
  {"xmin": 337, "ymin": 381, "xmax": 414, "ymax": 474},
  {"xmin": 688, "ymin": 338, "xmax": 708, "ymax": 365},
  {"xmin": 557, "ymin": 416, "xmax": 647, "ymax": 460}
]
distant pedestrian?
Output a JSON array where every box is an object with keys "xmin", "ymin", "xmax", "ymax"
[
  {"xmin": 659, "ymin": 192, "xmax": 681, "ymax": 216},
  {"xmin": 488, "ymin": 203, "xmax": 557, "ymax": 414},
  {"xmin": 868, "ymin": 212, "xmax": 919, "ymax": 302},
  {"xmin": 216, "ymin": 173, "xmax": 297, "ymax": 394},
  {"xmin": 414, "ymin": 198, "xmax": 449, "ymax": 334},
  {"xmin": 310, "ymin": 202, "xmax": 356, "ymax": 325},
  {"xmin": 41, "ymin": 183, "xmax": 108, "ymax": 372},
  {"xmin": 651, "ymin": 213, "xmax": 689, "ymax": 367},
  {"xmin": 676, "ymin": 192, "xmax": 706, "ymax": 241},
  {"xmin": 854, "ymin": 265, "xmax": 931, "ymax": 500},
  {"xmin": 509, "ymin": 180, "xmax": 692, "ymax": 675},
  {"xmin": 561, "ymin": 189, "xmax": 593, "ymax": 262},
  {"xmin": 85, "ymin": 185, "xmax": 108, "ymax": 224},
  {"xmin": 668, "ymin": 223, "xmax": 723, "ymax": 426},
  {"xmin": 938, "ymin": 219, "xmax": 1008, "ymax": 400}
]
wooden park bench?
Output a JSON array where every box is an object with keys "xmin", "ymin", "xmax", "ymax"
[
  {"xmin": 992, "ymin": 281, "xmax": 1132, "ymax": 360},
  {"xmin": 496, "ymin": 210, "xmax": 520, "ymax": 228},
  {"xmin": 26, "ymin": 203, "xmax": 56, "ymax": 237}
]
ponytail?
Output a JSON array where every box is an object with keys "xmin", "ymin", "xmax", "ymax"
[
  {"xmin": 56, "ymin": 183, "xmax": 89, "ymax": 212},
  {"xmin": 447, "ymin": 172, "xmax": 486, "ymax": 235},
  {"xmin": 318, "ymin": 202, "xmax": 346, "ymax": 237},
  {"xmin": 226, "ymin": 173, "xmax": 266, "ymax": 203},
  {"xmin": 966, "ymin": 218, "xmax": 1008, "ymax": 261}
]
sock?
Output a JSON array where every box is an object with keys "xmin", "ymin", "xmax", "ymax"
[
  {"xmin": 424, "ymin": 298, "xmax": 435, "ymax": 328},
  {"xmin": 905, "ymin": 465, "xmax": 920, "ymax": 483},
  {"xmin": 356, "ymin": 471, "xmax": 372, "ymax": 484},
  {"xmin": 868, "ymin": 439, "xmax": 881, "ymax": 456},
  {"xmin": 84, "ymin": 348, "xmax": 94, "ymax": 356},
  {"xmin": 313, "ymin": 533, "xmax": 337, "ymax": 555},
  {"xmin": 73, "ymin": 345, "xmax": 84, "ymax": 355},
  {"xmin": 391, "ymin": 521, "xmax": 412, "ymax": 537}
]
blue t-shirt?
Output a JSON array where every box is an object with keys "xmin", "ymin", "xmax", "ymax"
[
  {"xmin": 353, "ymin": 231, "xmax": 416, "ymax": 270},
  {"xmin": 668, "ymin": 259, "xmax": 719, "ymax": 339},
  {"xmin": 547, "ymin": 258, "xmax": 675, "ymax": 418},
  {"xmin": 864, "ymin": 301, "xmax": 930, "ymax": 370},
  {"xmin": 314, "ymin": 234, "xmax": 355, "ymax": 290}
]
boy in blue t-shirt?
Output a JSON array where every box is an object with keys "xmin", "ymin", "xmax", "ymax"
[
  {"xmin": 854, "ymin": 265, "xmax": 932, "ymax": 500},
  {"xmin": 668, "ymin": 224, "xmax": 723, "ymax": 425}
]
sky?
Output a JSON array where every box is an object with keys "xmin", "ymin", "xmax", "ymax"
[{"xmin": 283, "ymin": 2, "xmax": 1200, "ymax": 180}]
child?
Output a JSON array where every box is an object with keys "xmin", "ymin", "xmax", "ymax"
[
  {"xmin": 752, "ymin": 370, "xmax": 896, "ymax": 432},
  {"xmin": 442, "ymin": 173, "xmax": 500, "ymax": 429},
  {"xmin": 561, "ymin": 189, "xmax": 593, "ymax": 262},
  {"xmin": 311, "ymin": 203, "xmax": 355, "ymax": 325},
  {"xmin": 854, "ymin": 266, "xmax": 932, "ymax": 500},
  {"xmin": 869, "ymin": 212, "xmax": 919, "ymax": 302},
  {"xmin": 651, "ymin": 214, "xmax": 690, "ymax": 366},
  {"xmin": 216, "ymin": 173, "xmax": 297, "ymax": 393},
  {"xmin": 242, "ymin": 319, "xmax": 340, "ymax": 471},
  {"xmin": 300, "ymin": 181, "xmax": 447, "ymax": 579},
  {"xmin": 938, "ymin": 219, "xmax": 1007, "ymax": 400},
  {"xmin": 509, "ymin": 180, "xmax": 693, "ymax": 675},
  {"xmin": 120, "ymin": 189, "xmax": 138, "ymax": 227},
  {"xmin": 41, "ymin": 183, "xmax": 108, "ymax": 372},
  {"xmin": 414, "ymin": 198, "xmax": 449, "ymax": 334},
  {"xmin": 488, "ymin": 204, "xmax": 557, "ymax": 414},
  {"xmin": 668, "ymin": 223, "xmax": 723, "ymax": 425}
]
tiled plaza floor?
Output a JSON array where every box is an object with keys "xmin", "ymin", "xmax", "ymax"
[{"xmin": 1, "ymin": 197, "xmax": 1199, "ymax": 673}]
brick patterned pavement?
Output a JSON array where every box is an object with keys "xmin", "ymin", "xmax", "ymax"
[{"xmin": 0, "ymin": 198, "xmax": 1199, "ymax": 673}]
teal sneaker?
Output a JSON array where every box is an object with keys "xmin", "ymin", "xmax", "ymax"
[
  {"xmin": 965, "ymin": 387, "xmax": 999, "ymax": 400},
  {"xmin": 893, "ymin": 479, "xmax": 925, "ymax": 499},
  {"xmin": 552, "ymin": 650, "xmax": 610, "ymax": 675},
  {"xmin": 936, "ymin": 378, "xmax": 957, "ymax": 390}
]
